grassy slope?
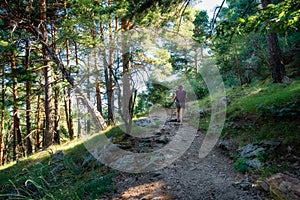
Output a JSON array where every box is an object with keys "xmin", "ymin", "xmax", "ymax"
[
  {"xmin": 0, "ymin": 136, "xmax": 118, "ymax": 199},
  {"xmin": 0, "ymin": 79, "xmax": 299, "ymax": 199},
  {"xmin": 224, "ymin": 78, "xmax": 300, "ymax": 144}
]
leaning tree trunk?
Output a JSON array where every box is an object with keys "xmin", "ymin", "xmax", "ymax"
[
  {"xmin": 262, "ymin": 0, "xmax": 286, "ymax": 83},
  {"xmin": 40, "ymin": 0, "xmax": 53, "ymax": 148},
  {"xmin": 34, "ymin": 31, "xmax": 107, "ymax": 131}
]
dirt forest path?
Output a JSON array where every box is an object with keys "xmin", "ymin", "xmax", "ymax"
[{"xmin": 102, "ymin": 111, "xmax": 266, "ymax": 200}]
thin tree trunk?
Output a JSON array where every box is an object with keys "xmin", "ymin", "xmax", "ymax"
[
  {"xmin": 52, "ymin": 15, "xmax": 61, "ymax": 145},
  {"xmin": 233, "ymin": 43, "xmax": 242, "ymax": 86},
  {"xmin": 96, "ymin": 81, "xmax": 102, "ymax": 115},
  {"xmin": 86, "ymin": 57, "xmax": 91, "ymax": 133},
  {"xmin": 261, "ymin": 0, "xmax": 286, "ymax": 83},
  {"xmin": 0, "ymin": 65, "xmax": 5, "ymax": 165},
  {"xmin": 194, "ymin": 47, "xmax": 198, "ymax": 76},
  {"xmin": 53, "ymin": 88, "xmax": 60, "ymax": 144},
  {"xmin": 92, "ymin": 26, "xmax": 103, "ymax": 117},
  {"xmin": 11, "ymin": 52, "xmax": 25, "ymax": 160},
  {"xmin": 25, "ymin": 40, "xmax": 33, "ymax": 155},
  {"xmin": 74, "ymin": 41, "xmax": 82, "ymax": 138},
  {"xmin": 65, "ymin": 39, "xmax": 74, "ymax": 140},
  {"xmin": 35, "ymin": 71, "xmax": 42, "ymax": 151},
  {"xmin": 100, "ymin": 22, "xmax": 114, "ymax": 125},
  {"xmin": 107, "ymin": 15, "xmax": 116, "ymax": 125},
  {"xmin": 2, "ymin": 123, "xmax": 11, "ymax": 165},
  {"xmin": 76, "ymin": 97, "xmax": 82, "ymax": 138},
  {"xmin": 41, "ymin": 0, "xmax": 53, "ymax": 148}
]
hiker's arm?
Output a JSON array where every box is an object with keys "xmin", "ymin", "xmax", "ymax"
[{"xmin": 172, "ymin": 93, "xmax": 176, "ymax": 102}]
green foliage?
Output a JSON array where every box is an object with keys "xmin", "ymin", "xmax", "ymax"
[
  {"xmin": 233, "ymin": 157, "xmax": 251, "ymax": 173},
  {"xmin": 77, "ymin": 175, "xmax": 115, "ymax": 199},
  {"xmin": 245, "ymin": 0, "xmax": 300, "ymax": 34},
  {"xmin": 60, "ymin": 126, "xmax": 70, "ymax": 138},
  {"xmin": 193, "ymin": 10, "xmax": 209, "ymax": 43},
  {"xmin": 187, "ymin": 73, "xmax": 208, "ymax": 99},
  {"xmin": 258, "ymin": 165, "xmax": 281, "ymax": 178},
  {"xmin": 257, "ymin": 100, "xmax": 300, "ymax": 118},
  {"xmin": 147, "ymin": 82, "xmax": 168, "ymax": 104}
]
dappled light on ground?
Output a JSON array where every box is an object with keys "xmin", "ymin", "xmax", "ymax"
[{"xmin": 112, "ymin": 181, "xmax": 171, "ymax": 200}]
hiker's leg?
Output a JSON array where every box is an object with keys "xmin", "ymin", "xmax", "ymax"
[
  {"xmin": 179, "ymin": 108, "xmax": 184, "ymax": 123},
  {"xmin": 176, "ymin": 107, "xmax": 180, "ymax": 121}
]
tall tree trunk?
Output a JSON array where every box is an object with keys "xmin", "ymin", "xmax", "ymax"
[
  {"xmin": 121, "ymin": 20, "xmax": 133, "ymax": 134},
  {"xmin": 25, "ymin": 40, "xmax": 33, "ymax": 156},
  {"xmin": 233, "ymin": 43, "xmax": 242, "ymax": 86},
  {"xmin": 41, "ymin": 0, "xmax": 53, "ymax": 148},
  {"xmin": 92, "ymin": 26, "xmax": 103, "ymax": 118},
  {"xmin": 0, "ymin": 65, "xmax": 5, "ymax": 165},
  {"xmin": 74, "ymin": 41, "xmax": 82, "ymax": 138},
  {"xmin": 96, "ymin": 81, "xmax": 102, "ymax": 115},
  {"xmin": 261, "ymin": 0, "xmax": 286, "ymax": 83},
  {"xmin": 11, "ymin": 52, "xmax": 25, "ymax": 160},
  {"xmin": 86, "ymin": 56, "xmax": 91, "ymax": 133},
  {"xmin": 52, "ymin": 15, "xmax": 61, "ymax": 145},
  {"xmin": 76, "ymin": 97, "xmax": 82, "ymax": 138},
  {"xmin": 53, "ymin": 88, "xmax": 60, "ymax": 144},
  {"xmin": 100, "ymin": 22, "xmax": 114, "ymax": 125},
  {"xmin": 2, "ymin": 123, "xmax": 11, "ymax": 165},
  {"xmin": 107, "ymin": 19, "xmax": 115, "ymax": 125},
  {"xmin": 35, "ymin": 71, "xmax": 42, "ymax": 151},
  {"xmin": 194, "ymin": 46, "xmax": 198, "ymax": 76},
  {"xmin": 65, "ymin": 39, "xmax": 74, "ymax": 140}
]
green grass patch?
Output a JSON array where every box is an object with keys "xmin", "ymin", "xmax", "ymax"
[
  {"xmin": 0, "ymin": 131, "xmax": 121, "ymax": 199},
  {"xmin": 227, "ymin": 79, "xmax": 300, "ymax": 118}
]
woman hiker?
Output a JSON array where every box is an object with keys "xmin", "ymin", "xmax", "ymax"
[{"xmin": 173, "ymin": 85, "xmax": 186, "ymax": 123}]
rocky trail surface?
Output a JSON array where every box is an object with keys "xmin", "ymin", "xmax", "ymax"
[{"xmin": 102, "ymin": 113, "xmax": 267, "ymax": 200}]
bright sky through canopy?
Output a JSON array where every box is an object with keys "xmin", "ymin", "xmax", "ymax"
[{"xmin": 193, "ymin": 0, "xmax": 227, "ymax": 18}]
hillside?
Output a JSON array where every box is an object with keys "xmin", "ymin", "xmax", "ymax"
[{"xmin": 0, "ymin": 79, "xmax": 299, "ymax": 199}]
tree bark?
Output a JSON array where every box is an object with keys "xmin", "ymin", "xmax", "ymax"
[
  {"xmin": 25, "ymin": 40, "xmax": 33, "ymax": 156},
  {"xmin": 92, "ymin": 26, "xmax": 103, "ymax": 117},
  {"xmin": 65, "ymin": 39, "xmax": 74, "ymax": 140},
  {"xmin": 261, "ymin": 0, "xmax": 286, "ymax": 83},
  {"xmin": 74, "ymin": 41, "xmax": 82, "ymax": 138},
  {"xmin": 41, "ymin": 0, "xmax": 53, "ymax": 148},
  {"xmin": 86, "ymin": 57, "xmax": 91, "ymax": 133},
  {"xmin": 121, "ymin": 20, "xmax": 133, "ymax": 134},
  {"xmin": 52, "ymin": 15, "xmax": 61, "ymax": 145},
  {"xmin": 0, "ymin": 65, "xmax": 5, "ymax": 165},
  {"xmin": 11, "ymin": 52, "xmax": 25, "ymax": 160},
  {"xmin": 54, "ymin": 88, "xmax": 60, "ymax": 144},
  {"xmin": 100, "ymin": 20, "xmax": 114, "ymax": 125},
  {"xmin": 96, "ymin": 81, "xmax": 103, "ymax": 115},
  {"xmin": 35, "ymin": 71, "xmax": 42, "ymax": 151}
]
